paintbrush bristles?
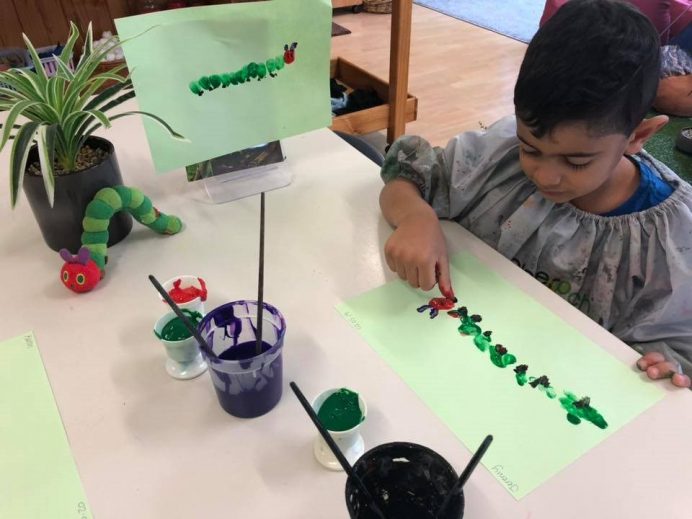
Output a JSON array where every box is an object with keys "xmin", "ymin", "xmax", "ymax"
[{"xmin": 256, "ymin": 192, "xmax": 265, "ymax": 356}]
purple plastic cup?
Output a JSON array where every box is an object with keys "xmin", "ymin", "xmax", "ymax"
[{"xmin": 198, "ymin": 300, "xmax": 286, "ymax": 418}]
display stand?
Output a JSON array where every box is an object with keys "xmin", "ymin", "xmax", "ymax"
[
  {"xmin": 202, "ymin": 159, "xmax": 292, "ymax": 204},
  {"xmin": 188, "ymin": 142, "xmax": 291, "ymax": 203}
]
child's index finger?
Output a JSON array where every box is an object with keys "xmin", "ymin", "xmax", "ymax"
[{"xmin": 435, "ymin": 262, "xmax": 455, "ymax": 300}]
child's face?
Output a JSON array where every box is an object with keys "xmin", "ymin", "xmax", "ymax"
[{"xmin": 516, "ymin": 119, "xmax": 630, "ymax": 206}]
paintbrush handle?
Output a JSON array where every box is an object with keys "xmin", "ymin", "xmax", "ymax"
[
  {"xmin": 289, "ymin": 382, "xmax": 387, "ymax": 519},
  {"xmin": 256, "ymin": 192, "xmax": 265, "ymax": 355},
  {"xmin": 149, "ymin": 274, "xmax": 214, "ymax": 357},
  {"xmin": 436, "ymin": 434, "xmax": 493, "ymax": 518}
]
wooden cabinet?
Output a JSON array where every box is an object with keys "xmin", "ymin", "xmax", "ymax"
[
  {"xmin": 0, "ymin": 0, "xmax": 128, "ymax": 47},
  {"xmin": 331, "ymin": 0, "xmax": 414, "ymax": 141},
  {"xmin": 332, "ymin": 0, "xmax": 364, "ymax": 12},
  {"xmin": 0, "ymin": 0, "xmax": 260, "ymax": 47},
  {"xmin": 330, "ymin": 57, "xmax": 417, "ymax": 135}
]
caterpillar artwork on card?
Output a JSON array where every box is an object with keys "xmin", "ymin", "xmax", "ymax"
[{"xmin": 189, "ymin": 42, "xmax": 298, "ymax": 96}]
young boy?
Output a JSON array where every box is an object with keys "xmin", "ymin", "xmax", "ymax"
[{"xmin": 379, "ymin": 0, "xmax": 692, "ymax": 388}]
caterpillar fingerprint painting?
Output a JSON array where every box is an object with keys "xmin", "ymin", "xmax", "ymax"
[
  {"xmin": 337, "ymin": 250, "xmax": 666, "ymax": 500},
  {"xmin": 416, "ymin": 301, "xmax": 609, "ymax": 429},
  {"xmin": 189, "ymin": 42, "xmax": 297, "ymax": 96},
  {"xmin": 115, "ymin": 0, "xmax": 332, "ymax": 171}
]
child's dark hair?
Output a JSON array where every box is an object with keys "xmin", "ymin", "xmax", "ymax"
[{"xmin": 514, "ymin": 0, "xmax": 660, "ymax": 138}]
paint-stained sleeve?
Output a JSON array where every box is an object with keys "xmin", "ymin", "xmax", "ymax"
[{"xmin": 380, "ymin": 115, "xmax": 523, "ymax": 219}]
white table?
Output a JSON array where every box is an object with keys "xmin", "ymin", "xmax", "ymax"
[{"xmin": 2, "ymin": 111, "xmax": 692, "ymax": 519}]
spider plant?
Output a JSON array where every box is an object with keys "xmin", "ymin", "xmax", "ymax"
[{"xmin": 0, "ymin": 22, "xmax": 185, "ymax": 208}]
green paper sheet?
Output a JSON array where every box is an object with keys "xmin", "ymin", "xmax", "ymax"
[
  {"xmin": 0, "ymin": 333, "xmax": 92, "ymax": 519},
  {"xmin": 115, "ymin": 0, "xmax": 332, "ymax": 172},
  {"xmin": 337, "ymin": 253, "xmax": 664, "ymax": 499}
]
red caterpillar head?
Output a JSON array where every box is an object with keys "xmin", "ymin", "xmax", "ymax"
[
  {"xmin": 283, "ymin": 42, "xmax": 298, "ymax": 65},
  {"xmin": 59, "ymin": 247, "xmax": 101, "ymax": 293}
]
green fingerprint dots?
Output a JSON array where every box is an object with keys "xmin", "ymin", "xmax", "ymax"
[
  {"xmin": 418, "ymin": 297, "xmax": 608, "ymax": 429},
  {"xmin": 189, "ymin": 42, "xmax": 298, "ymax": 96},
  {"xmin": 474, "ymin": 330, "xmax": 493, "ymax": 352},
  {"xmin": 490, "ymin": 344, "xmax": 517, "ymax": 368},
  {"xmin": 514, "ymin": 364, "xmax": 529, "ymax": 386},
  {"xmin": 529, "ymin": 375, "xmax": 557, "ymax": 399},
  {"xmin": 457, "ymin": 307, "xmax": 482, "ymax": 336},
  {"xmin": 560, "ymin": 392, "xmax": 608, "ymax": 429}
]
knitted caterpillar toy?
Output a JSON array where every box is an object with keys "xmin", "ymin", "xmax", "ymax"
[
  {"xmin": 189, "ymin": 42, "xmax": 297, "ymax": 96},
  {"xmin": 59, "ymin": 185, "xmax": 183, "ymax": 293}
]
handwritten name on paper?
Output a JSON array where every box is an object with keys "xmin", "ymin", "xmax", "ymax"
[
  {"xmin": 342, "ymin": 311, "xmax": 362, "ymax": 330},
  {"xmin": 491, "ymin": 465, "xmax": 519, "ymax": 493}
]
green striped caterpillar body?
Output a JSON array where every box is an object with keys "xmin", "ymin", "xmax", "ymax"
[
  {"xmin": 189, "ymin": 42, "xmax": 297, "ymax": 96},
  {"xmin": 81, "ymin": 185, "xmax": 183, "ymax": 274}
]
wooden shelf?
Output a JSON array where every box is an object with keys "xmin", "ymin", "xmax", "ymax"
[
  {"xmin": 330, "ymin": 57, "xmax": 417, "ymax": 135},
  {"xmin": 387, "ymin": 0, "xmax": 412, "ymax": 142},
  {"xmin": 332, "ymin": 0, "xmax": 413, "ymax": 142},
  {"xmin": 332, "ymin": 0, "xmax": 363, "ymax": 9}
]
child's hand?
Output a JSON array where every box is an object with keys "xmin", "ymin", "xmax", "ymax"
[
  {"xmin": 384, "ymin": 207, "xmax": 453, "ymax": 295},
  {"xmin": 380, "ymin": 179, "xmax": 454, "ymax": 297},
  {"xmin": 637, "ymin": 352, "xmax": 691, "ymax": 388}
]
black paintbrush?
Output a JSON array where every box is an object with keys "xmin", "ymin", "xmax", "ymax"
[
  {"xmin": 256, "ymin": 192, "xmax": 265, "ymax": 356},
  {"xmin": 289, "ymin": 381, "xmax": 387, "ymax": 519},
  {"xmin": 436, "ymin": 434, "xmax": 493, "ymax": 518}
]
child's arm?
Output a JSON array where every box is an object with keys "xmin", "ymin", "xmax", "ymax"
[
  {"xmin": 378, "ymin": 116, "xmax": 520, "ymax": 297},
  {"xmin": 380, "ymin": 179, "xmax": 453, "ymax": 297}
]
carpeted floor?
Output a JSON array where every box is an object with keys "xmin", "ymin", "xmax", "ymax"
[
  {"xmin": 645, "ymin": 110, "xmax": 692, "ymax": 182},
  {"xmin": 332, "ymin": 22, "xmax": 352, "ymax": 37},
  {"xmin": 413, "ymin": 0, "xmax": 544, "ymax": 43}
]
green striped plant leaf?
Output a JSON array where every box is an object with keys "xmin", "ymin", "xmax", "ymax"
[{"xmin": 9, "ymin": 122, "xmax": 40, "ymax": 208}]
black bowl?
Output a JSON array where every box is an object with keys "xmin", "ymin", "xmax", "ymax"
[{"xmin": 345, "ymin": 442, "xmax": 465, "ymax": 519}]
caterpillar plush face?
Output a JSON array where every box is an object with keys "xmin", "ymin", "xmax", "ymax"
[{"xmin": 59, "ymin": 247, "xmax": 101, "ymax": 293}]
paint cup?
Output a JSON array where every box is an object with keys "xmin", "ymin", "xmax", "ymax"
[
  {"xmin": 311, "ymin": 388, "xmax": 367, "ymax": 471},
  {"xmin": 153, "ymin": 311, "xmax": 208, "ymax": 380},
  {"xmin": 160, "ymin": 275, "xmax": 207, "ymax": 313},
  {"xmin": 198, "ymin": 300, "xmax": 286, "ymax": 418},
  {"xmin": 345, "ymin": 442, "xmax": 465, "ymax": 519}
]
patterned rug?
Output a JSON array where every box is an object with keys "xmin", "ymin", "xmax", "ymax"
[{"xmin": 414, "ymin": 0, "xmax": 544, "ymax": 43}]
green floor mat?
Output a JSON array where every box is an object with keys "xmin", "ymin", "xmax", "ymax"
[{"xmin": 644, "ymin": 110, "xmax": 692, "ymax": 183}]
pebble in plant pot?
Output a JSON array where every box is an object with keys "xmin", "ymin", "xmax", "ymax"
[{"xmin": 0, "ymin": 22, "xmax": 186, "ymax": 252}]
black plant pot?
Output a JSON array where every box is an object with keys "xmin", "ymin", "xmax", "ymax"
[{"xmin": 23, "ymin": 136, "xmax": 133, "ymax": 253}]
